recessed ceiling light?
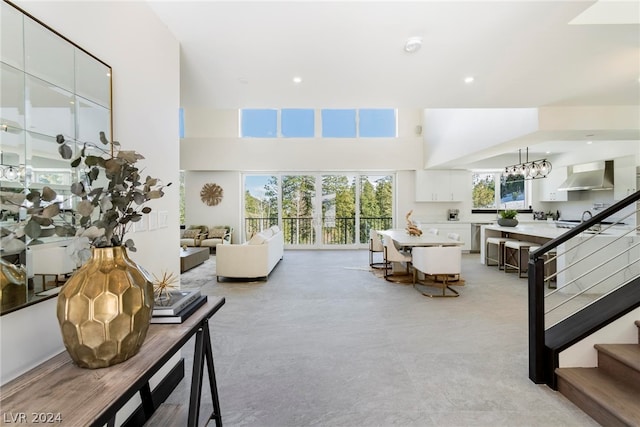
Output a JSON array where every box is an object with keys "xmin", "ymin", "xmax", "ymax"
[
  {"xmin": 464, "ymin": 76, "xmax": 474, "ymax": 84},
  {"xmin": 586, "ymin": 141, "xmax": 593, "ymax": 144},
  {"xmin": 404, "ymin": 37, "xmax": 422, "ymax": 53},
  {"xmin": 546, "ymin": 151, "xmax": 551, "ymax": 154},
  {"xmin": 292, "ymin": 76, "xmax": 302, "ymax": 84}
]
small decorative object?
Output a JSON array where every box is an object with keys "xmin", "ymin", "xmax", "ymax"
[
  {"xmin": 152, "ymin": 270, "xmax": 178, "ymax": 302},
  {"xmin": 498, "ymin": 209, "xmax": 518, "ymax": 227},
  {"xmin": 182, "ymin": 244, "xmax": 188, "ymax": 251},
  {"xmin": 0, "ymin": 259, "xmax": 27, "ymax": 311},
  {"xmin": 200, "ymin": 183, "xmax": 224, "ymax": 206},
  {"xmin": 405, "ymin": 210, "xmax": 422, "ymax": 236},
  {"xmin": 3, "ymin": 131, "xmax": 172, "ymax": 369}
]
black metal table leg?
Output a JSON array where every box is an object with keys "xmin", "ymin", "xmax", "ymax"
[
  {"xmin": 188, "ymin": 325, "xmax": 206, "ymax": 427},
  {"xmin": 139, "ymin": 382, "xmax": 155, "ymax": 419},
  {"xmin": 203, "ymin": 321, "xmax": 222, "ymax": 426}
]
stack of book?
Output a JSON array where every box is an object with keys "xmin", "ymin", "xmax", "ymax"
[{"xmin": 151, "ymin": 289, "xmax": 207, "ymax": 324}]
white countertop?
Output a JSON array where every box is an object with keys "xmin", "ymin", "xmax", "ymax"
[{"xmin": 483, "ymin": 223, "xmax": 633, "ymax": 239}]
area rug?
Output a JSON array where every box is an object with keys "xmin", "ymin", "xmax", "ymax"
[{"xmin": 180, "ymin": 255, "xmax": 216, "ymax": 291}]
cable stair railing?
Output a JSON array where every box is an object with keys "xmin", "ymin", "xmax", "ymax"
[{"xmin": 528, "ymin": 190, "xmax": 640, "ymax": 387}]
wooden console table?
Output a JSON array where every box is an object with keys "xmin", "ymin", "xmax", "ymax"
[{"xmin": 0, "ymin": 297, "xmax": 225, "ymax": 427}]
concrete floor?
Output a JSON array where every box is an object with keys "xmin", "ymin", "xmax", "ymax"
[{"xmin": 168, "ymin": 250, "xmax": 598, "ymax": 427}]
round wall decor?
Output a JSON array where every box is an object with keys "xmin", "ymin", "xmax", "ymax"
[{"xmin": 200, "ymin": 183, "xmax": 224, "ymax": 206}]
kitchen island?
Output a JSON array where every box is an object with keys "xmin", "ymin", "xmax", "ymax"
[{"xmin": 481, "ymin": 222, "xmax": 639, "ymax": 298}]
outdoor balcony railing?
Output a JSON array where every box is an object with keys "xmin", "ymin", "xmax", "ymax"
[{"xmin": 244, "ymin": 216, "xmax": 392, "ymax": 245}]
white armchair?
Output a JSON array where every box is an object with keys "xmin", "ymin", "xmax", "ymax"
[{"xmin": 412, "ymin": 246, "xmax": 462, "ymax": 297}]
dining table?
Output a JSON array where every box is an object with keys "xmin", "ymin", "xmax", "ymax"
[{"xmin": 378, "ymin": 229, "xmax": 464, "ymax": 248}]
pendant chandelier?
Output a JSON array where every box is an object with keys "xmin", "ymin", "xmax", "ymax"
[{"xmin": 504, "ymin": 148, "xmax": 552, "ymax": 180}]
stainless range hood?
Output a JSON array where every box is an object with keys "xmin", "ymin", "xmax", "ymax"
[{"xmin": 557, "ymin": 160, "xmax": 614, "ymax": 191}]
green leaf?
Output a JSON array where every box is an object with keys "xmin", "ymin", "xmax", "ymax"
[
  {"xmin": 85, "ymin": 156, "xmax": 106, "ymax": 168},
  {"xmin": 31, "ymin": 216, "xmax": 53, "ymax": 226},
  {"xmin": 77, "ymin": 200, "xmax": 95, "ymax": 217},
  {"xmin": 24, "ymin": 220, "xmax": 42, "ymax": 239},
  {"xmin": 71, "ymin": 182, "xmax": 86, "ymax": 197},
  {"xmin": 88, "ymin": 167, "xmax": 100, "ymax": 182},
  {"xmin": 71, "ymin": 156, "xmax": 82, "ymax": 168},
  {"xmin": 147, "ymin": 190, "xmax": 163, "ymax": 199},
  {"xmin": 58, "ymin": 143, "xmax": 73, "ymax": 159},
  {"xmin": 39, "ymin": 227, "xmax": 56, "ymax": 238},
  {"xmin": 42, "ymin": 204, "xmax": 60, "ymax": 219},
  {"xmin": 56, "ymin": 134, "xmax": 65, "ymax": 144},
  {"xmin": 99, "ymin": 131, "xmax": 109, "ymax": 145},
  {"xmin": 132, "ymin": 191, "xmax": 145, "ymax": 205},
  {"xmin": 117, "ymin": 151, "xmax": 142, "ymax": 164},
  {"xmin": 141, "ymin": 207, "xmax": 152, "ymax": 214},
  {"xmin": 41, "ymin": 186, "xmax": 57, "ymax": 202}
]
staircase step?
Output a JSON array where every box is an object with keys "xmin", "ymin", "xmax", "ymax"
[
  {"xmin": 595, "ymin": 344, "xmax": 640, "ymax": 387},
  {"xmin": 556, "ymin": 367, "xmax": 640, "ymax": 427}
]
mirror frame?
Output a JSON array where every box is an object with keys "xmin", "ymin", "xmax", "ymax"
[{"xmin": 0, "ymin": 0, "xmax": 112, "ymax": 315}]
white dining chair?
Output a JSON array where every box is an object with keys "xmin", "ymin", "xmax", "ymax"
[
  {"xmin": 381, "ymin": 235, "xmax": 412, "ymax": 283},
  {"xmin": 412, "ymin": 246, "xmax": 462, "ymax": 297}
]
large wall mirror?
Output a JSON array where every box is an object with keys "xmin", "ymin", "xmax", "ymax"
[{"xmin": 0, "ymin": 0, "xmax": 112, "ymax": 314}]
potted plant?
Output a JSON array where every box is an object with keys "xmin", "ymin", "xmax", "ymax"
[
  {"xmin": 498, "ymin": 209, "xmax": 518, "ymax": 227},
  {"xmin": 2, "ymin": 132, "xmax": 170, "ymax": 368}
]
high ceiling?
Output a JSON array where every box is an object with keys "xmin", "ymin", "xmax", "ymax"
[
  {"xmin": 148, "ymin": 1, "xmax": 639, "ymax": 168},
  {"xmin": 148, "ymin": 0, "xmax": 640, "ymax": 110}
]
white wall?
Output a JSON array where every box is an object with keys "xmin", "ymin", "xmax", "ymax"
[
  {"xmin": 185, "ymin": 171, "xmax": 242, "ymax": 242},
  {"xmin": 2, "ymin": 1, "xmax": 180, "ymax": 384},
  {"xmin": 559, "ymin": 307, "xmax": 640, "ymax": 368}
]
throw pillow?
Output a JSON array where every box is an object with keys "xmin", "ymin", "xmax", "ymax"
[
  {"xmin": 183, "ymin": 229, "xmax": 199, "ymax": 238},
  {"xmin": 208, "ymin": 228, "xmax": 227, "ymax": 238},
  {"xmin": 270, "ymin": 225, "xmax": 280, "ymax": 234},
  {"xmin": 248, "ymin": 233, "xmax": 266, "ymax": 245}
]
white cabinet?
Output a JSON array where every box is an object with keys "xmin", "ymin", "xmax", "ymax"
[
  {"xmin": 415, "ymin": 170, "xmax": 469, "ymax": 202},
  {"xmin": 535, "ymin": 166, "xmax": 568, "ymax": 202},
  {"xmin": 419, "ymin": 222, "xmax": 472, "ymax": 251},
  {"xmin": 614, "ymin": 156, "xmax": 637, "ymax": 200}
]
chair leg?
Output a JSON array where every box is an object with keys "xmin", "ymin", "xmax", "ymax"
[{"xmin": 414, "ymin": 274, "xmax": 459, "ymax": 297}]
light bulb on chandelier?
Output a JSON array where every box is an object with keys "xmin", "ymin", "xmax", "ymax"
[{"xmin": 503, "ymin": 148, "xmax": 552, "ymax": 180}]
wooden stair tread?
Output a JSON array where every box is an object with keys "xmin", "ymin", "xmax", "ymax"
[
  {"xmin": 556, "ymin": 367, "xmax": 640, "ymax": 425},
  {"xmin": 595, "ymin": 343, "xmax": 640, "ymax": 372}
]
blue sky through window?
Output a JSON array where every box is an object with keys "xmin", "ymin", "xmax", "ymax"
[
  {"xmin": 359, "ymin": 109, "xmax": 396, "ymax": 137},
  {"xmin": 281, "ymin": 109, "xmax": 314, "ymax": 137},
  {"xmin": 321, "ymin": 109, "xmax": 356, "ymax": 137},
  {"xmin": 241, "ymin": 109, "xmax": 277, "ymax": 137}
]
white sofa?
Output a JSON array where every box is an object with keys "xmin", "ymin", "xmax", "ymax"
[{"xmin": 215, "ymin": 225, "xmax": 284, "ymax": 281}]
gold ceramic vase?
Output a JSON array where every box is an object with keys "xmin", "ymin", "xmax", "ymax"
[{"xmin": 57, "ymin": 246, "xmax": 154, "ymax": 369}]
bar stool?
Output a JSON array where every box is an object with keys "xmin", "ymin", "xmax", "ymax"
[
  {"xmin": 529, "ymin": 246, "xmax": 557, "ymax": 288},
  {"xmin": 485, "ymin": 237, "xmax": 517, "ymax": 269},
  {"xmin": 504, "ymin": 240, "xmax": 536, "ymax": 278}
]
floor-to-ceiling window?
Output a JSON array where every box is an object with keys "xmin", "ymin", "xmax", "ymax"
[{"xmin": 244, "ymin": 173, "xmax": 393, "ymax": 248}]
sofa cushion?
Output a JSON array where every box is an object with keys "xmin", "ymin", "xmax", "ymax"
[
  {"xmin": 261, "ymin": 228, "xmax": 274, "ymax": 238},
  {"xmin": 270, "ymin": 225, "xmax": 280, "ymax": 234},
  {"xmin": 248, "ymin": 233, "xmax": 267, "ymax": 245},
  {"xmin": 183, "ymin": 229, "xmax": 200, "ymax": 238},
  {"xmin": 208, "ymin": 228, "xmax": 227, "ymax": 238}
]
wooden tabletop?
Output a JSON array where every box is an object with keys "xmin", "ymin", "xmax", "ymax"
[
  {"xmin": 0, "ymin": 297, "xmax": 225, "ymax": 427},
  {"xmin": 378, "ymin": 229, "xmax": 464, "ymax": 247}
]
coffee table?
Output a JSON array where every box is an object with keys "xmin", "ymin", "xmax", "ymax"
[{"xmin": 180, "ymin": 247, "xmax": 210, "ymax": 273}]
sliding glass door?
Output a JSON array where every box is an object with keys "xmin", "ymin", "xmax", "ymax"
[{"xmin": 244, "ymin": 173, "xmax": 393, "ymax": 248}]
